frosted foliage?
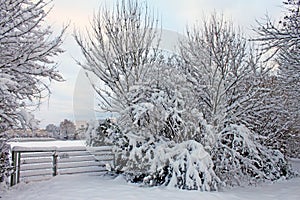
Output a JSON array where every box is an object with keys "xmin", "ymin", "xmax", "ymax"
[
  {"xmin": 254, "ymin": 0, "xmax": 300, "ymax": 157},
  {"xmin": 180, "ymin": 14, "xmax": 268, "ymax": 133},
  {"xmin": 74, "ymin": 0, "xmax": 160, "ymax": 115},
  {"xmin": 118, "ymin": 70, "xmax": 204, "ymax": 175},
  {"xmin": 85, "ymin": 121, "xmax": 100, "ymax": 146},
  {"xmin": 85, "ymin": 119, "xmax": 126, "ymax": 148},
  {"xmin": 79, "ymin": 3, "xmax": 293, "ymax": 190},
  {"xmin": 0, "ymin": 0, "xmax": 65, "ymax": 131},
  {"xmin": 145, "ymin": 140, "xmax": 220, "ymax": 191},
  {"xmin": 0, "ymin": 137, "xmax": 11, "ymax": 188},
  {"xmin": 213, "ymin": 124, "xmax": 290, "ymax": 186}
]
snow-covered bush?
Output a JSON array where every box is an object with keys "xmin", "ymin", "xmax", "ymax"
[
  {"xmin": 118, "ymin": 71, "xmax": 204, "ymax": 177},
  {"xmin": 0, "ymin": 136, "xmax": 11, "ymax": 188},
  {"xmin": 212, "ymin": 124, "xmax": 291, "ymax": 186},
  {"xmin": 85, "ymin": 121, "xmax": 99, "ymax": 146},
  {"xmin": 85, "ymin": 119, "xmax": 127, "ymax": 148},
  {"xmin": 116, "ymin": 74, "xmax": 222, "ymax": 190},
  {"xmin": 85, "ymin": 119, "xmax": 129, "ymax": 172},
  {"xmin": 178, "ymin": 13, "xmax": 293, "ymax": 187},
  {"xmin": 144, "ymin": 140, "xmax": 221, "ymax": 191}
]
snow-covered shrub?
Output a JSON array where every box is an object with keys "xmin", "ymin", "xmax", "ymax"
[
  {"xmin": 144, "ymin": 140, "xmax": 221, "ymax": 191},
  {"xmin": 85, "ymin": 119, "xmax": 128, "ymax": 171},
  {"xmin": 113, "ymin": 58, "xmax": 191, "ymax": 174},
  {"xmin": 117, "ymin": 72, "xmax": 200, "ymax": 178},
  {"xmin": 212, "ymin": 124, "xmax": 291, "ymax": 186},
  {"xmin": 0, "ymin": 136, "xmax": 11, "ymax": 188},
  {"xmin": 85, "ymin": 119, "xmax": 127, "ymax": 148}
]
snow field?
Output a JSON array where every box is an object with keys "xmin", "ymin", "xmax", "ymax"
[
  {"xmin": 1, "ymin": 172, "xmax": 300, "ymax": 200},
  {"xmin": 2, "ymin": 140, "xmax": 299, "ymax": 200}
]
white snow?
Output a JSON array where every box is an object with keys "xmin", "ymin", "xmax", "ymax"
[
  {"xmin": 1, "ymin": 171, "xmax": 300, "ymax": 200},
  {"xmin": 8, "ymin": 140, "xmax": 86, "ymax": 149},
  {"xmin": 2, "ymin": 140, "xmax": 299, "ymax": 200}
]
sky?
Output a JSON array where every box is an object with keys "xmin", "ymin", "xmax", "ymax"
[{"xmin": 34, "ymin": 0, "xmax": 283, "ymax": 128}]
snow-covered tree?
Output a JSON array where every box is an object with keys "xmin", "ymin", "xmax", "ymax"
[
  {"xmin": 179, "ymin": 14, "xmax": 291, "ymax": 186},
  {"xmin": 0, "ymin": 0, "xmax": 66, "ymax": 132},
  {"xmin": 180, "ymin": 14, "xmax": 266, "ymax": 132},
  {"xmin": 74, "ymin": 0, "xmax": 158, "ymax": 177},
  {"xmin": 75, "ymin": 0, "xmax": 222, "ymax": 190},
  {"xmin": 77, "ymin": 1, "xmax": 292, "ymax": 190},
  {"xmin": 74, "ymin": 0, "xmax": 160, "ymax": 115},
  {"xmin": 45, "ymin": 123, "xmax": 59, "ymax": 138},
  {"xmin": 254, "ymin": 0, "xmax": 300, "ymax": 157},
  {"xmin": 0, "ymin": 0, "xmax": 66, "ymax": 188},
  {"xmin": 59, "ymin": 119, "xmax": 76, "ymax": 140}
]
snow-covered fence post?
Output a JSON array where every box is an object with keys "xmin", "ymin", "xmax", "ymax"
[
  {"xmin": 10, "ymin": 151, "xmax": 16, "ymax": 186},
  {"xmin": 52, "ymin": 151, "xmax": 58, "ymax": 177},
  {"xmin": 10, "ymin": 150, "xmax": 21, "ymax": 186},
  {"xmin": 16, "ymin": 152, "xmax": 21, "ymax": 184}
]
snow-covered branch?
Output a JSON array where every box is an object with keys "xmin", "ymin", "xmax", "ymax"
[{"xmin": 0, "ymin": 0, "xmax": 67, "ymax": 131}]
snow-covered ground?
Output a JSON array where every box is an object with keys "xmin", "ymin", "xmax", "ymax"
[
  {"xmin": 0, "ymin": 159, "xmax": 299, "ymax": 200},
  {"xmin": 2, "ymin": 140, "xmax": 300, "ymax": 200},
  {"xmin": 1, "ymin": 172, "xmax": 299, "ymax": 200}
]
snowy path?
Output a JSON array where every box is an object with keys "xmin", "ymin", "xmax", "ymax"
[{"xmin": 1, "ymin": 174, "xmax": 300, "ymax": 200}]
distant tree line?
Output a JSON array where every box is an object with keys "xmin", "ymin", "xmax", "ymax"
[{"xmin": 45, "ymin": 119, "xmax": 81, "ymax": 140}]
